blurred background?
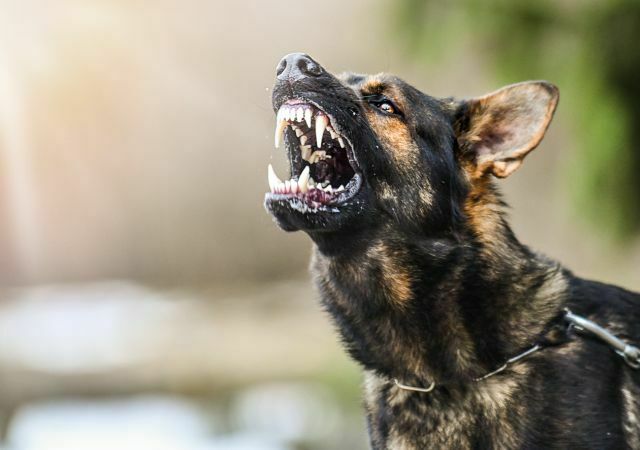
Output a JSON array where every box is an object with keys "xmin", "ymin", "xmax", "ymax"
[{"xmin": 0, "ymin": 0, "xmax": 638, "ymax": 449}]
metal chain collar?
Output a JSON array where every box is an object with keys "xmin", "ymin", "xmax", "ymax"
[{"xmin": 393, "ymin": 309, "xmax": 640, "ymax": 394}]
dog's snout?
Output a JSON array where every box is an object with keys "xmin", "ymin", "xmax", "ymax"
[{"xmin": 276, "ymin": 53, "xmax": 323, "ymax": 81}]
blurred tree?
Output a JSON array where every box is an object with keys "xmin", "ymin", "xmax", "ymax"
[{"xmin": 391, "ymin": 0, "xmax": 640, "ymax": 240}]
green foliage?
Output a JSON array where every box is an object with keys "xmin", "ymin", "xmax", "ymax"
[{"xmin": 391, "ymin": 0, "xmax": 640, "ymax": 239}]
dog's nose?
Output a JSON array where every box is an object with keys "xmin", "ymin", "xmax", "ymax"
[{"xmin": 276, "ymin": 53, "xmax": 323, "ymax": 81}]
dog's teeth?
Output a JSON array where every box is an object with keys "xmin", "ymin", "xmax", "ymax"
[
  {"xmin": 337, "ymin": 185, "xmax": 345, "ymax": 192},
  {"xmin": 296, "ymin": 107, "xmax": 304, "ymax": 122},
  {"xmin": 284, "ymin": 180, "xmax": 291, "ymax": 193},
  {"xmin": 275, "ymin": 109, "xmax": 287, "ymax": 148},
  {"xmin": 309, "ymin": 150, "xmax": 326, "ymax": 163},
  {"xmin": 300, "ymin": 135, "xmax": 308, "ymax": 146},
  {"xmin": 298, "ymin": 165, "xmax": 310, "ymax": 193},
  {"xmin": 338, "ymin": 137, "xmax": 345, "ymax": 148},
  {"xmin": 301, "ymin": 145, "xmax": 312, "ymax": 161},
  {"xmin": 304, "ymin": 109, "xmax": 312, "ymax": 128},
  {"xmin": 268, "ymin": 164, "xmax": 282, "ymax": 192},
  {"xmin": 328, "ymin": 127, "xmax": 337, "ymax": 139},
  {"xmin": 290, "ymin": 178, "xmax": 298, "ymax": 194},
  {"xmin": 295, "ymin": 128, "xmax": 304, "ymax": 137},
  {"xmin": 309, "ymin": 177, "xmax": 315, "ymax": 187},
  {"xmin": 316, "ymin": 114, "xmax": 328, "ymax": 148}
]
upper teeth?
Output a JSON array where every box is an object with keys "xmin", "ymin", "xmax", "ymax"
[
  {"xmin": 273, "ymin": 103, "xmax": 344, "ymax": 154},
  {"xmin": 304, "ymin": 109, "xmax": 312, "ymax": 128},
  {"xmin": 315, "ymin": 114, "xmax": 328, "ymax": 148},
  {"xmin": 274, "ymin": 108, "xmax": 288, "ymax": 148}
]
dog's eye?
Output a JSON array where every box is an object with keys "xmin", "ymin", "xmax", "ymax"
[
  {"xmin": 365, "ymin": 96, "xmax": 401, "ymax": 116},
  {"xmin": 377, "ymin": 102, "xmax": 395, "ymax": 114}
]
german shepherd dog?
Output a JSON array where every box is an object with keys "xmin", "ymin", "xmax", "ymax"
[{"xmin": 264, "ymin": 53, "xmax": 640, "ymax": 449}]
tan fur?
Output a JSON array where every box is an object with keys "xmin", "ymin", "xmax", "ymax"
[
  {"xmin": 463, "ymin": 177, "xmax": 504, "ymax": 246},
  {"xmin": 364, "ymin": 367, "xmax": 531, "ymax": 450},
  {"xmin": 457, "ymin": 82, "xmax": 559, "ymax": 178},
  {"xmin": 367, "ymin": 242, "xmax": 413, "ymax": 308}
]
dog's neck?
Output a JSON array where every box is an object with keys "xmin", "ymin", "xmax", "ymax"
[{"xmin": 310, "ymin": 187, "xmax": 569, "ymax": 386}]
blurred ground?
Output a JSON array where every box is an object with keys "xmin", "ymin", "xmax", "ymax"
[
  {"xmin": 0, "ymin": 0, "xmax": 637, "ymax": 449},
  {"xmin": 0, "ymin": 281, "xmax": 365, "ymax": 450}
]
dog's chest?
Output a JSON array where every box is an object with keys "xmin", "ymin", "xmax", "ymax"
[{"xmin": 363, "ymin": 371, "xmax": 524, "ymax": 450}]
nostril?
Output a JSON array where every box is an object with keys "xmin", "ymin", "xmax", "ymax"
[
  {"xmin": 276, "ymin": 58, "xmax": 287, "ymax": 77},
  {"xmin": 298, "ymin": 57, "xmax": 322, "ymax": 77}
]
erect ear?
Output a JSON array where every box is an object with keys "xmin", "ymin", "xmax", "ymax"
[{"xmin": 454, "ymin": 81, "xmax": 559, "ymax": 178}]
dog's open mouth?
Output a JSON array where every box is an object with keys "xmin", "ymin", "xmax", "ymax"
[{"xmin": 267, "ymin": 100, "xmax": 361, "ymax": 209}]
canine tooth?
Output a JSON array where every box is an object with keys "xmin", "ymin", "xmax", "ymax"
[
  {"xmin": 304, "ymin": 109, "xmax": 312, "ymax": 128},
  {"xmin": 298, "ymin": 166, "xmax": 310, "ymax": 193},
  {"xmin": 300, "ymin": 135, "xmax": 308, "ymax": 145},
  {"xmin": 295, "ymin": 128, "xmax": 304, "ymax": 137},
  {"xmin": 275, "ymin": 110, "xmax": 287, "ymax": 148},
  {"xmin": 338, "ymin": 137, "xmax": 345, "ymax": 148},
  {"xmin": 268, "ymin": 164, "xmax": 282, "ymax": 192},
  {"xmin": 296, "ymin": 107, "xmax": 304, "ymax": 122},
  {"xmin": 316, "ymin": 114, "xmax": 328, "ymax": 148}
]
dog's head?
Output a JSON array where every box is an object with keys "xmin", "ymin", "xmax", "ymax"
[{"xmin": 265, "ymin": 53, "xmax": 558, "ymax": 243}]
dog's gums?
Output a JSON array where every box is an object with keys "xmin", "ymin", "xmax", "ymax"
[{"xmin": 267, "ymin": 100, "xmax": 361, "ymax": 207}]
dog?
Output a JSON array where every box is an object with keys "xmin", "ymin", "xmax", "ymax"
[{"xmin": 264, "ymin": 53, "xmax": 640, "ymax": 449}]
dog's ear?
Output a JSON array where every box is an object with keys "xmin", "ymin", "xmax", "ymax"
[{"xmin": 453, "ymin": 81, "xmax": 559, "ymax": 178}]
